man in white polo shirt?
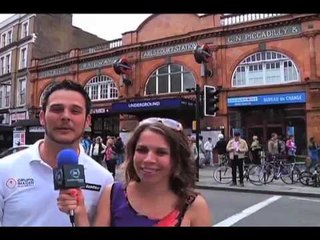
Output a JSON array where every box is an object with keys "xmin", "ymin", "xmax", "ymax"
[{"xmin": 0, "ymin": 80, "xmax": 114, "ymax": 226}]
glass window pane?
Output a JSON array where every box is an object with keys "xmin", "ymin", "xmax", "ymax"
[
  {"xmin": 267, "ymin": 52, "xmax": 271, "ymax": 59},
  {"xmin": 170, "ymin": 73, "xmax": 181, "ymax": 93},
  {"xmin": 183, "ymin": 72, "xmax": 195, "ymax": 91},
  {"xmin": 91, "ymin": 85, "xmax": 98, "ymax": 100},
  {"xmin": 146, "ymin": 77, "xmax": 156, "ymax": 95},
  {"xmin": 158, "ymin": 75, "xmax": 168, "ymax": 93},
  {"xmin": 170, "ymin": 64, "xmax": 181, "ymax": 73},
  {"xmin": 158, "ymin": 65, "xmax": 168, "ymax": 74}
]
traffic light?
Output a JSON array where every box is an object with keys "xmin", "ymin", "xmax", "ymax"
[
  {"xmin": 113, "ymin": 57, "xmax": 132, "ymax": 86},
  {"xmin": 203, "ymin": 85, "xmax": 220, "ymax": 117}
]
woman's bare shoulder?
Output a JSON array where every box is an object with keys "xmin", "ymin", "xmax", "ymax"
[{"xmin": 185, "ymin": 193, "xmax": 211, "ymax": 226}]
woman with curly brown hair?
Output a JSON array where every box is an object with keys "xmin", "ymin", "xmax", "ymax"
[{"xmin": 57, "ymin": 117, "xmax": 211, "ymax": 226}]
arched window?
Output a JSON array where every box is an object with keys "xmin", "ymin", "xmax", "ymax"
[
  {"xmin": 232, "ymin": 51, "xmax": 299, "ymax": 87},
  {"xmin": 84, "ymin": 75, "xmax": 118, "ymax": 101},
  {"xmin": 145, "ymin": 64, "xmax": 196, "ymax": 95}
]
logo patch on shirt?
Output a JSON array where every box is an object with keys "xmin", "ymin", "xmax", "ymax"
[
  {"xmin": 17, "ymin": 178, "xmax": 35, "ymax": 187},
  {"xmin": 82, "ymin": 183, "xmax": 102, "ymax": 192},
  {"xmin": 6, "ymin": 178, "xmax": 17, "ymax": 189},
  {"xmin": 6, "ymin": 178, "xmax": 35, "ymax": 188}
]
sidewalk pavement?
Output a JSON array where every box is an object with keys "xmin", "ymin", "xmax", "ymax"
[{"xmin": 196, "ymin": 166, "xmax": 320, "ymax": 198}]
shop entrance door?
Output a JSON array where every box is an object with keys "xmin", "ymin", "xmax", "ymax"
[
  {"xmin": 247, "ymin": 127, "xmax": 264, "ymax": 143},
  {"xmin": 266, "ymin": 126, "xmax": 283, "ymax": 140}
]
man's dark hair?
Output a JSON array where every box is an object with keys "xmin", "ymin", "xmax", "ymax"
[
  {"xmin": 41, "ymin": 79, "xmax": 91, "ymax": 116},
  {"xmin": 234, "ymin": 131, "xmax": 241, "ymax": 137}
]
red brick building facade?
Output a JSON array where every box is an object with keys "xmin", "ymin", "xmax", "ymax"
[{"xmin": 29, "ymin": 14, "xmax": 320, "ymax": 154}]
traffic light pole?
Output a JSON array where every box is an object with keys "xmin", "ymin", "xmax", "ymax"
[{"xmin": 195, "ymin": 84, "xmax": 201, "ymax": 181}]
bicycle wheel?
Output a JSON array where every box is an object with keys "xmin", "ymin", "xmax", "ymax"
[
  {"xmin": 299, "ymin": 171, "xmax": 315, "ymax": 186},
  {"xmin": 213, "ymin": 166, "xmax": 233, "ymax": 184},
  {"xmin": 258, "ymin": 164, "xmax": 275, "ymax": 184},
  {"xmin": 280, "ymin": 165, "xmax": 300, "ymax": 184},
  {"xmin": 248, "ymin": 165, "xmax": 264, "ymax": 186}
]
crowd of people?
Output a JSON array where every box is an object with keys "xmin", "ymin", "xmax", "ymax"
[
  {"xmin": 193, "ymin": 131, "xmax": 320, "ymax": 187},
  {"xmin": 80, "ymin": 135, "xmax": 125, "ymax": 178}
]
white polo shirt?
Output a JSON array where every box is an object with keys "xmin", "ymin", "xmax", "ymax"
[{"xmin": 0, "ymin": 140, "xmax": 114, "ymax": 226}]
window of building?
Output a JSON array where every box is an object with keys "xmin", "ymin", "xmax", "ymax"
[
  {"xmin": 1, "ymin": 34, "xmax": 6, "ymax": 48},
  {"xmin": 145, "ymin": 64, "xmax": 196, "ymax": 95},
  {"xmin": 0, "ymin": 57, "xmax": 4, "ymax": 75},
  {"xmin": 18, "ymin": 78, "xmax": 26, "ymax": 106},
  {"xmin": 5, "ymin": 54, "xmax": 11, "ymax": 74},
  {"xmin": 19, "ymin": 47, "xmax": 27, "ymax": 69},
  {"xmin": 0, "ymin": 83, "xmax": 11, "ymax": 108},
  {"xmin": 5, "ymin": 84, "xmax": 10, "ymax": 107},
  {"xmin": 232, "ymin": 51, "xmax": 299, "ymax": 87},
  {"xmin": 1, "ymin": 28, "xmax": 13, "ymax": 48},
  {"xmin": 7, "ymin": 30, "xmax": 12, "ymax": 45},
  {"xmin": 22, "ymin": 21, "xmax": 29, "ymax": 38},
  {"xmin": 84, "ymin": 75, "xmax": 118, "ymax": 101}
]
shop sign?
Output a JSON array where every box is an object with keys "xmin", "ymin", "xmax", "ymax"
[
  {"xmin": 13, "ymin": 129, "xmax": 26, "ymax": 147},
  {"xmin": 29, "ymin": 126, "xmax": 45, "ymax": 133},
  {"xmin": 227, "ymin": 91, "xmax": 306, "ymax": 107},
  {"xmin": 90, "ymin": 108, "xmax": 110, "ymax": 114},
  {"xmin": 11, "ymin": 112, "xmax": 26, "ymax": 121},
  {"xmin": 112, "ymin": 98, "xmax": 184, "ymax": 113}
]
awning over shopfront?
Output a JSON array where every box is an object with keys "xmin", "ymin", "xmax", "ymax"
[
  {"xmin": 111, "ymin": 97, "xmax": 195, "ymax": 115},
  {"xmin": 11, "ymin": 119, "xmax": 41, "ymax": 127},
  {"xmin": 0, "ymin": 124, "xmax": 13, "ymax": 131}
]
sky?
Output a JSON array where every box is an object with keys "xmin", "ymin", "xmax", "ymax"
[{"xmin": 0, "ymin": 14, "xmax": 152, "ymax": 41}]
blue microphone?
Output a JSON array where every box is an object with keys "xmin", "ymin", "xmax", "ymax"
[
  {"xmin": 53, "ymin": 149, "xmax": 86, "ymax": 226},
  {"xmin": 53, "ymin": 149, "xmax": 86, "ymax": 190}
]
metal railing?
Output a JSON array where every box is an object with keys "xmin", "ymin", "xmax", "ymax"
[
  {"xmin": 79, "ymin": 38, "xmax": 122, "ymax": 56},
  {"xmin": 220, "ymin": 13, "xmax": 285, "ymax": 26}
]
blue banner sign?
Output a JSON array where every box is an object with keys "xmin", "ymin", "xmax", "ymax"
[
  {"xmin": 112, "ymin": 98, "xmax": 195, "ymax": 113},
  {"xmin": 227, "ymin": 92, "xmax": 306, "ymax": 107}
]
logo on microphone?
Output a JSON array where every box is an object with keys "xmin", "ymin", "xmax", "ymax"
[
  {"xmin": 54, "ymin": 169, "xmax": 63, "ymax": 185},
  {"xmin": 69, "ymin": 168, "xmax": 80, "ymax": 179}
]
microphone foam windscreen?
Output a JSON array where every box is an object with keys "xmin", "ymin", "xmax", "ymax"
[{"xmin": 57, "ymin": 149, "xmax": 78, "ymax": 167}]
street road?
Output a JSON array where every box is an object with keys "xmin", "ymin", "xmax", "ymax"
[{"xmin": 199, "ymin": 189, "xmax": 320, "ymax": 226}]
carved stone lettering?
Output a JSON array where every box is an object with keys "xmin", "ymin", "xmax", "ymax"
[{"xmin": 227, "ymin": 24, "xmax": 302, "ymax": 44}]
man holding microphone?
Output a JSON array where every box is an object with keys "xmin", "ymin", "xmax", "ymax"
[{"xmin": 0, "ymin": 80, "xmax": 113, "ymax": 226}]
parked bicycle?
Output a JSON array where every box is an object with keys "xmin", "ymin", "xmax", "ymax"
[
  {"xmin": 299, "ymin": 163, "xmax": 320, "ymax": 187},
  {"xmin": 212, "ymin": 154, "xmax": 262, "ymax": 185},
  {"xmin": 256, "ymin": 154, "xmax": 300, "ymax": 185}
]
